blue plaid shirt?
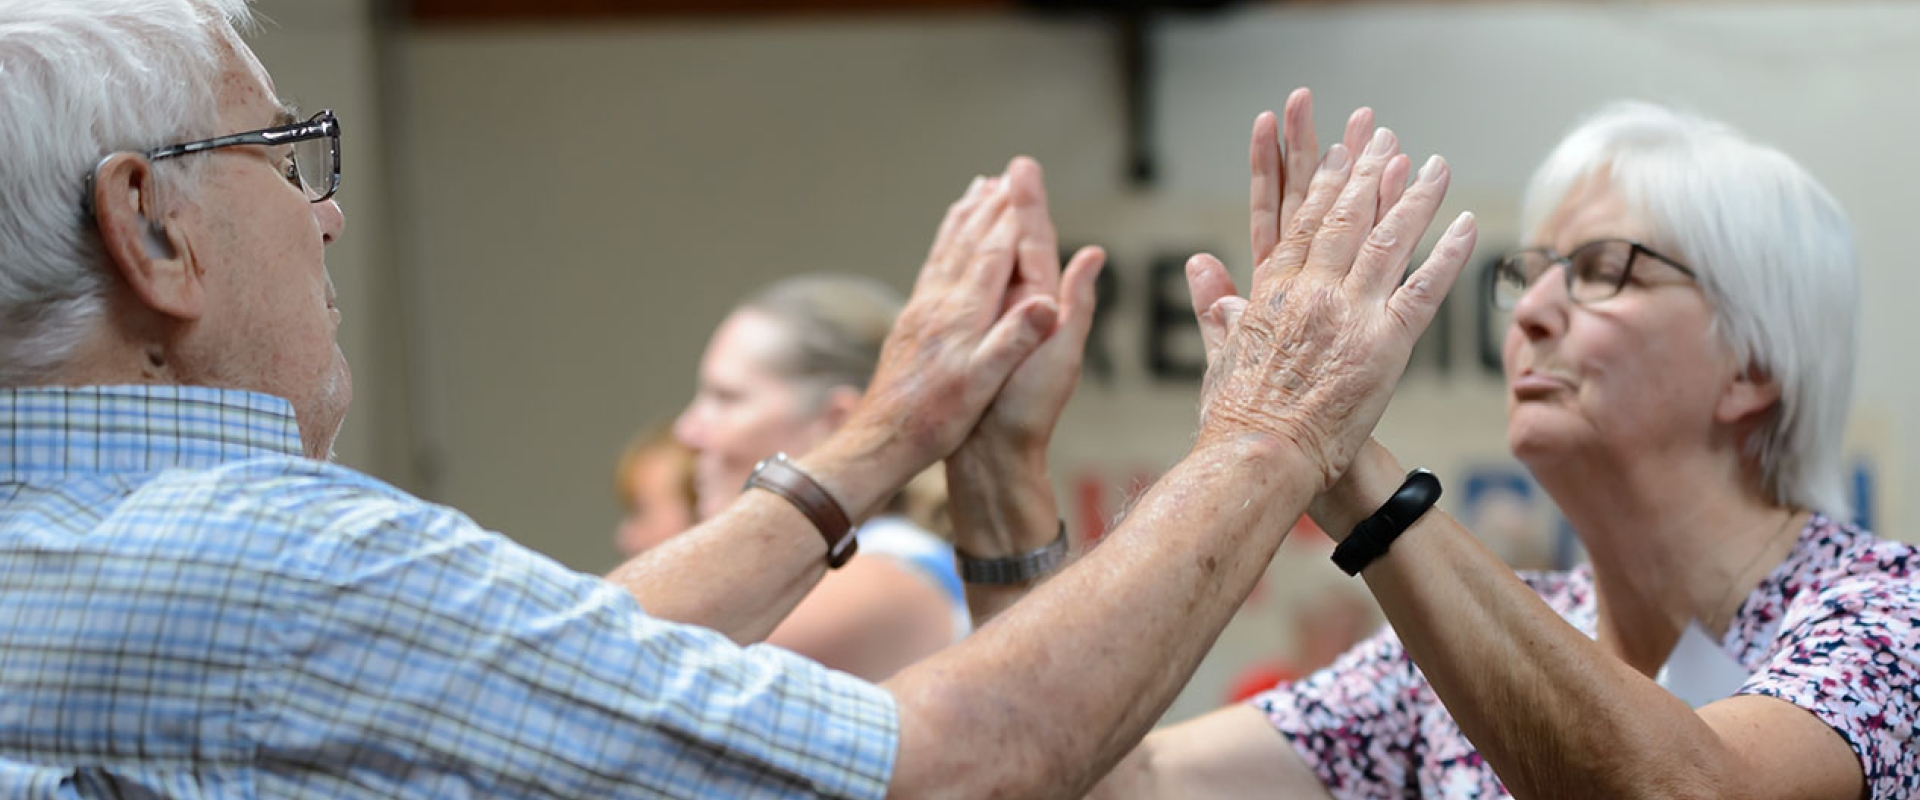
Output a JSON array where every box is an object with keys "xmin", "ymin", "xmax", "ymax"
[{"xmin": 0, "ymin": 386, "xmax": 898, "ymax": 799}]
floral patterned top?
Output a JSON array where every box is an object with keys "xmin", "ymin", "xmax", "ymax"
[{"xmin": 1252, "ymin": 513, "xmax": 1918, "ymax": 798}]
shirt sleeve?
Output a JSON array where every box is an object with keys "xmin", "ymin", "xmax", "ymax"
[
  {"xmin": 254, "ymin": 493, "xmax": 899, "ymax": 800},
  {"xmin": 1736, "ymin": 569, "xmax": 1920, "ymax": 799},
  {"xmin": 1248, "ymin": 625, "xmax": 1426, "ymax": 799},
  {"xmin": 856, "ymin": 517, "xmax": 966, "ymax": 613}
]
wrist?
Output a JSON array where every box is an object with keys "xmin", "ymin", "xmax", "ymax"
[
  {"xmin": 948, "ymin": 438, "xmax": 1048, "ymax": 486},
  {"xmin": 948, "ymin": 445, "xmax": 1058, "ymax": 556},
  {"xmin": 795, "ymin": 423, "xmax": 918, "ymax": 523},
  {"xmin": 1171, "ymin": 432, "xmax": 1322, "ymax": 524},
  {"xmin": 1188, "ymin": 430, "xmax": 1310, "ymax": 476},
  {"xmin": 1316, "ymin": 443, "xmax": 1405, "ymax": 543}
]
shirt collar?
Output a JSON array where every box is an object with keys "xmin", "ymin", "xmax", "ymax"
[{"xmin": 0, "ymin": 385, "xmax": 306, "ymax": 480}]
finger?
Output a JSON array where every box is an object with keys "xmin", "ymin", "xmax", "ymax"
[
  {"xmin": 1205, "ymin": 295, "xmax": 1250, "ymax": 365},
  {"xmin": 1341, "ymin": 106, "xmax": 1373, "ymax": 163},
  {"xmin": 930, "ymin": 175, "xmax": 990, "ymax": 262},
  {"xmin": 1250, "ymin": 110, "xmax": 1281, "ymax": 267},
  {"xmin": 962, "ymin": 201, "xmax": 1023, "ymax": 316},
  {"xmin": 1009, "ymin": 156, "xmax": 1062, "ymax": 298},
  {"xmin": 1304, "ymin": 126, "xmax": 1400, "ymax": 281},
  {"xmin": 1388, "ymin": 211, "xmax": 1477, "ymax": 337},
  {"xmin": 1056, "ymin": 246, "xmax": 1107, "ymax": 343},
  {"xmin": 1256, "ymin": 141, "xmax": 1355, "ymax": 302},
  {"xmin": 1186, "ymin": 253, "xmax": 1239, "ymax": 360},
  {"xmin": 1278, "ymin": 88, "xmax": 1321, "ymax": 234},
  {"xmin": 1376, "ymin": 153, "xmax": 1412, "ymax": 220},
  {"xmin": 934, "ymin": 182, "xmax": 1012, "ymax": 286},
  {"xmin": 972, "ymin": 295, "xmax": 1061, "ymax": 386},
  {"xmin": 1185, "ymin": 252, "xmax": 1239, "ymax": 326},
  {"xmin": 1210, "ymin": 295, "xmax": 1248, "ymax": 333},
  {"xmin": 1357, "ymin": 154, "xmax": 1452, "ymax": 297}
]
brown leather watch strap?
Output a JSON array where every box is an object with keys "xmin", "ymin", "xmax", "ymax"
[{"xmin": 744, "ymin": 453, "xmax": 858, "ymax": 568}]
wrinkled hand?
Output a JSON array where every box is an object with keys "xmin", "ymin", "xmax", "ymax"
[
  {"xmin": 851, "ymin": 167, "xmax": 1064, "ymax": 475},
  {"xmin": 945, "ymin": 158, "xmax": 1105, "ymax": 555},
  {"xmin": 1190, "ymin": 89, "xmax": 1478, "ymax": 491},
  {"xmin": 964, "ymin": 158, "xmax": 1106, "ymax": 458}
]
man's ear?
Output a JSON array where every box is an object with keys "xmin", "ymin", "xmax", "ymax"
[
  {"xmin": 1716, "ymin": 362, "xmax": 1781, "ymax": 428},
  {"xmin": 90, "ymin": 154, "xmax": 201, "ymax": 321}
]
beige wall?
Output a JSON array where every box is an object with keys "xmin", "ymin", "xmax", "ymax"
[
  {"xmin": 245, "ymin": 2, "xmax": 1920, "ymax": 724},
  {"xmin": 395, "ymin": 15, "xmax": 1131, "ymax": 565}
]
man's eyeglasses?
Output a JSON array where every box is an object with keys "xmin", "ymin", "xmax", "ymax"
[
  {"xmin": 1491, "ymin": 238, "xmax": 1696, "ymax": 310},
  {"xmin": 85, "ymin": 110, "xmax": 341, "ymax": 210}
]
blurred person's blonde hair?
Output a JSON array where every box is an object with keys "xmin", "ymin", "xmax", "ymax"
[{"xmin": 612, "ymin": 423, "xmax": 695, "ymax": 514}]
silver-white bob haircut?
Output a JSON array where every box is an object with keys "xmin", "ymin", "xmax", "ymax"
[
  {"xmin": 0, "ymin": 0, "xmax": 255, "ymax": 383},
  {"xmin": 1519, "ymin": 101, "xmax": 1858, "ymax": 519}
]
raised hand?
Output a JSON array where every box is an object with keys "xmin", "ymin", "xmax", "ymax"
[
  {"xmin": 1193, "ymin": 110, "xmax": 1477, "ymax": 491},
  {"xmin": 947, "ymin": 158, "xmax": 1104, "ymax": 558},
  {"xmin": 1251, "ymin": 89, "xmax": 1383, "ymax": 266},
  {"xmin": 965, "ymin": 158, "xmax": 1104, "ymax": 456},
  {"xmin": 847, "ymin": 173, "xmax": 1064, "ymax": 477},
  {"xmin": 1200, "ymin": 90, "xmax": 1402, "ymax": 355}
]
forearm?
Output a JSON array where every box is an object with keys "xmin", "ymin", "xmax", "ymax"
[
  {"xmin": 1370, "ymin": 517, "xmax": 1736, "ymax": 798},
  {"xmin": 606, "ymin": 424, "xmax": 915, "ymax": 643},
  {"xmin": 1338, "ymin": 455, "xmax": 1735, "ymax": 799},
  {"xmin": 884, "ymin": 435, "xmax": 1314, "ymax": 799},
  {"xmin": 946, "ymin": 444, "xmax": 1061, "ymax": 625}
]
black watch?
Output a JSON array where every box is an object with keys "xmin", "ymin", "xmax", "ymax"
[{"xmin": 1331, "ymin": 468, "xmax": 1441, "ymax": 576}]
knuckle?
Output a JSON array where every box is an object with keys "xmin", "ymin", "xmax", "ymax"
[
  {"xmin": 1317, "ymin": 206, "xmax": 1360, "ymax": 236},
  {"xmin": 1399, "ymin": 272, "xmax": 1435, "ymax": 305},
  {"xmin": 1282, "ymin": 214, "xmax": 1319, "ymax": 241},
  {"xmin": 1358, "ymin": 233, "xmax": 1398, "ymax": 263}
]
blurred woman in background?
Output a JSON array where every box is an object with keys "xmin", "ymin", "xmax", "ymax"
[{"xmin": 671, "ymin": 274, "xmax": 968, "ymax": 681}]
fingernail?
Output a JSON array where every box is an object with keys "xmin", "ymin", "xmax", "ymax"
[
  {"xmin": 1365, "ymin": 128, "xmax": 1395, "ymax": 157},
  {"xmin": 1447, "ymin": 211, "xmax": 1476, "ymax": 237},
  {"xmin": 1418, "ymin": 155, "xmax": 1445, "ymax": 183},
  {"xmin": 1323, "ymin": 144, "xmax": 1350, "ymax": 172}
]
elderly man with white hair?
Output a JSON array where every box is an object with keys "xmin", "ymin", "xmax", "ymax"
[
  {"xmin": 1088, "ymin": 94, "xmax": 1919, "ymax": 798},
  {"xmin": 0, "ymin": 1, "xmax": 1477, "ymax": 797}
]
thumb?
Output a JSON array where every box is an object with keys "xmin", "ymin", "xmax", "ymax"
[
  {"xmin": 1056, "ymin": 245, "xmax": 1107, "ymax": 340},
  {"xmin": 973, "ymin": 295, "xmax": 1060, "ymax": 381},
  {"xmin": 1185, "ymin": 253, "xmax": 1239, "ymax": 325},
  {"xmin": 1202, "ymin": 296, "xmax": 1250, "ymax": 366}
]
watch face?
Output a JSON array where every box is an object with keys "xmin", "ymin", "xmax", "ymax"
[{"xmin": 744, "ymin": 452, "xmax": 787, "ymax": 490}]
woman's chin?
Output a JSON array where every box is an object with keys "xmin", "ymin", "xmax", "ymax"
[{"xmin": 1505, "ymin": 413, "xmax": 1579, "ymax": 467}]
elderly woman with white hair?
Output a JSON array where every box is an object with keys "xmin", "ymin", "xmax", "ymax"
[{"xmin": 1090, "ymin": 93, "xmax": 1917, "ymax": 798}]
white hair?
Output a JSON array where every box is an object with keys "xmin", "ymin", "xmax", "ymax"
[
  {"xmin": 0, "ymin": 0, "xmax": 255, "ymax": 383},
  {"xmin": 1519, "ymin": 102, "xmax": 1858, "ymax": 519}
]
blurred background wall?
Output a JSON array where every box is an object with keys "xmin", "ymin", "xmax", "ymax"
[{"xmin": 247, "ymin": 0, "xmax": 1920, "ymax": 724}]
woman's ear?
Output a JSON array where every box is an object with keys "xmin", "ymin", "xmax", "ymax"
[
  {"xmin": 1717, "ymin": 362, "xmax": 1781, "ymax": 428},
  {"xmin": 90, "ymin": 154, "xmax": 202, "ymax": 322},
  {"xmin": 816, "ymin": 385, "xmax": 863, "ymax": 432}
]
